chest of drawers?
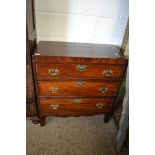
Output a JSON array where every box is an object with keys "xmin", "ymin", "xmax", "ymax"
[{"xmin": 32, "ymin": 41, "xmax": 128, "ymax": 126}]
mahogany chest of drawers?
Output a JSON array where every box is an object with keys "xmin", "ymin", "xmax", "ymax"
[{"xmin": 32, "ymin": 41, "xmax": 128, "ymax": 126}]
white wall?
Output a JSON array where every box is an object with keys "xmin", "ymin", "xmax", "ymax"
[{"xmin": 34, "ymin": 0, "xmax": 128, "ymax": 46}]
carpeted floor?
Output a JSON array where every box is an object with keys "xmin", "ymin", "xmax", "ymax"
[{"xmin": 26, "ymin": 115, "xmax": 128, "ymax": 155}]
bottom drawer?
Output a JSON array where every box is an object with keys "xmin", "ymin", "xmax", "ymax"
[{"xmin": 39, "ymin": 98, "xmax": 114, "ymax": 115}]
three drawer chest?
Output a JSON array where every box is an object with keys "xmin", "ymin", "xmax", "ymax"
[{"xmin": 32, "ymin": 41, "xmax": 128, "ymax": 126}]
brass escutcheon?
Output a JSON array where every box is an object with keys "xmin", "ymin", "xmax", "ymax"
[
  {"xmin": 76, "ymin": 64, "xmax": 87, "ymax": 71},
  {"xmin": 48, "ymin": 87, "xmax": 59, "ymax": 93},
  {"xmin": 74, "ymin": 98, "xmax": 82, "ymax": 104},
  {"xmin": 103, "ymin": 70, "xmax": 113, "ymax": 77},
  {"xmin": 50, "ymin": 104, "xmax": 60, "ymax": 110},
  {"xmin": 96, "ymin": 103, "xmax": 104, "ymax": 109},
  {"xmin": 48, "ymin": 68, "xmax": 60, "ymax": 76},
  {"xmin": 99, "ymin": 87, "xmax": 109, "ymax": 93},
  {"xmin": 74, "ymin": 81, "xmax": 86, "ymax": 87}
]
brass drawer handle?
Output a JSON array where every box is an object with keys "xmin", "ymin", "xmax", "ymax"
[
  {"xmin": 99, "ymin": 87, "xmax": 109, "ymax": 93},
  {"xmin": 103, "ymin": 70, "xmax": 113, "ymax": 77},
  {"xmin": 76, "ymin": 64, "xmax": 87, "ymax": 71},
  {"xmin": 96, "ymin": 103, "xmax": 104, "ymax": 109},
  {"xmin": 48, "ymin": 68, "xmax": 60, "ymax": 76},
  {"xmin": 50, "ymin": 104, "xmax": 60, "ymax": 110},
  {"xmin": 48, "ymin": 87, "xmax": 59, "ymax": 93},
  {"xmin": 74, "ymin": 98, "xmax": 82, "ymax": 104},
  {"xmin": 74, "ymin": 81, "xmax": 86, "ymax": 87}
]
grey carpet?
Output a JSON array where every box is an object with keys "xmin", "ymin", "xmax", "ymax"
[{"xmin": 26, "ymin": 115, "xmax": 128, "ymax": 155}]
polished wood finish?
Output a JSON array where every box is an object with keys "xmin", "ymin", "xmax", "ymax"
[
  {"xmin": 36, "ymin": 41, "xmax": 121, "ymax": 58},
  {"xmin": 40, "ymin": 115, "xmax": 46, "ymax": 126},
  {"xmin": 36, "ymin": 63, "xmax": 125, "ymax": 80},
  {"xmin": 32, "ymin": 41, "xmax": 128, "ymax": 126},
  {"xmin": 38, "ymin": 81, "xmax": 120, "ymax": 97},
  {"xmin": 104, "ymin": 112, "xmax": 112, "ymax": 123},
  {"xmin": 39, "ymin": 98, "xmax": 113, "ymax": 115},
  {"xmin": 33, "ymin": 56, "xmax": 128, "ymax": 65}
]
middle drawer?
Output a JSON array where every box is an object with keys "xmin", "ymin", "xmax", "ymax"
[{"xmin": 38, "ymin": 81, "xmax": 120, "ymax": 97}]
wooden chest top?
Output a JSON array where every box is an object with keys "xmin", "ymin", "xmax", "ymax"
[{"xmin": 32, "ymin": 41, "xmax": 128, "ymax": 64}]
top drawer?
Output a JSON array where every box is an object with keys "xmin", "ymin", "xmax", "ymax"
[{"xmin": 36, "ymin": 63, "xmax": 125, "ymax": 80}]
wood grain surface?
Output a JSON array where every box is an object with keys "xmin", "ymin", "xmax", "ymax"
[
  {"xmin": 36, "ymin": 63, "xmax": 125, "ymax": 80},
  {"xmin": 39, "ymin": 98, "xmax": 113, "ymax": 115},
  {"xmin": 38, "ymin": 81, "xmax": 120, "ymax": 97}
]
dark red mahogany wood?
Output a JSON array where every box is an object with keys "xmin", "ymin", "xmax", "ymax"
[{"xmin": 32, "ymin": 41, "xmax": 128, "ymax": 126}]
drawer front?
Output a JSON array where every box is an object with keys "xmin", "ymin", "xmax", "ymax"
[
  {"xmin": 36, "ymin": 63, "xmax": 125, "ymax": 80},
  {"xmin": 39, "ymin": 98, "xmax": 113, "ymax": 114},
  {"xmin": 38, "ymin": 81, "xmax": 120, "ymax": 97}
]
